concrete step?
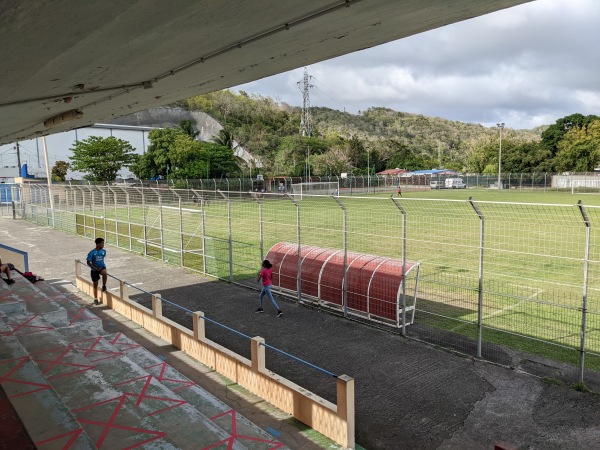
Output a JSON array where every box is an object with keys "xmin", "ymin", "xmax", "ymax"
[
  {"xmin": 55, "ymin": 325, "xmax": 287, "ymax": 449},
  {"xmin": 8, "ymin": 316, "xmax": 182, "ymax": 449},
  {"xmin": 0, "ymin": 314, "xmax": 96, "ymax": 449},
  {"xmin": 2, "ymin": 276, "xmax": 288, "ymax": 449},
  {"xmin": 16, "ymin": 316, "xmax": 252, "ymax": 449},
  {"xmin": 19, "ymin": 276, "xmax": 103, "ymax": 331},
  {"xmin": 0, "ymin": 277, "xmax": 28, "ymax": 316},
  {"xmin": 112, "ymin": 332, "xmax": 288, "ymax": 449}
]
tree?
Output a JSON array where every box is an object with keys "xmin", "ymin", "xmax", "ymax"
[
  {"xmin": 130, "ymin": 127, "xmax": 185, "ymax": 179},
  {"xmin": 51, "ymin": 160, "xmax": 70, "ymax": 182},
  {"xmin": 501, "ymin": 142, "xmax": 551, "ymax": 173},
  {"xmin": 540, "ymin": 113, "xmax": 600, "ymax": 169},
  {"xmin": 385, "ymin": 140, "xmax": 433, "ymax": 171},
  {"xmin": 212, "ymin": 128, "xmax": 235, "ymax": 148},
  {"xmin": 130, "ymin": 126, "xmax": 239, "ymax": 180},
  {"xmin": 179, "ymin": 120, "xmax": 199, "ymax": 139},
  {"xmin": 69, "ymin": 136, "xmax": 138, "ymax": 182},
  {"xmin": 555, "ymin": 120, "xmax": 600, "ymax": 172}
]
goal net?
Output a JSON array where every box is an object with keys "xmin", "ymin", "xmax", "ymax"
[
  {"xmin": 571, "ymin": 180, "xmax": 600, "ymax": 194},
  {"xmin": 290, "ymin": 181, "xmax": 340, "ymax": 199},
  {"xmin": 553, "ymin": 174, "xmax": 600, "ymax": 194}
]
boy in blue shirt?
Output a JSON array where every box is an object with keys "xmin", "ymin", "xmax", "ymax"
[{"xmin": 87, "ymin": 237, "xmax": 107, "ymax": 305}]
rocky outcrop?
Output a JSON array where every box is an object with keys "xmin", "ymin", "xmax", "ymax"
[{"xmin": 111, "ymin": 107, "xmax": 261, "ymax": 167}]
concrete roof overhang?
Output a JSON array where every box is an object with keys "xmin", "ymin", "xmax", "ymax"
[{"xmin": 0, "ymin": 0, "xmax": 532, "ymax": 145}]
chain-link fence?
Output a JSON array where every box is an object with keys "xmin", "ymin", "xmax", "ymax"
[{"xmin": 14, "ymin": 182, "xmax": 600, "ymax": 384}]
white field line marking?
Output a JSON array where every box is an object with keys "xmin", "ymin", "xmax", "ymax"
[
  {"xmin": 449, "ymin": 287, "xmax": 543, "ymax": 332},
  {"xmin": 482, "ymin": 288, "xmax": 543, "ymax": 321}
]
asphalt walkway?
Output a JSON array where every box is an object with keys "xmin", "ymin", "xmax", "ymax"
[{"xmin": 3, "ymin": 218, "xmax": 600, "ymax": 450}]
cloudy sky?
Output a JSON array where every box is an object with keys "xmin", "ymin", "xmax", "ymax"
[
  {"xmin": 233, "ymin": 0, "xmax": 599, "ymax": 130},
  {"xmin": 1, "ymin": 0, "xmax": 597, "ymax": 177}
]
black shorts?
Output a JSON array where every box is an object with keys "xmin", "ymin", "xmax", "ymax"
[{"xmin": 90, "ymin": 268, "xmax": 105, "ymax": 282}]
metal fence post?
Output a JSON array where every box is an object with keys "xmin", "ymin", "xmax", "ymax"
[
  {"xmin": 142, "ymin": 188, "xmax": 148, "ymax": 256},
  {"xmin": 126, "ymin": 192, "xmax": 132, "ymax": 252},
  {"xmin": 201, "ymin": 195, "xmax": 207, "ymax": 275},
  {"xmin": 159, "ymin": 193, "xmax": 165, "ymax": 261},
  {"xmin": 469, "ymin": 197, "xmax": 485, "ymax": 358},
  {"xmin": 112, "ymin": 189, "xmax": 119, "ymax": 248},
  {"xmin": 286, "ymin": 194, "xmax": 302, "ymax": 302},
  {"xmin": 252, "ymin": 194, "xmax": 264, "ymax": 262},
  {"xmin": 80, "ymin": 186, "xmax": 86, "ymax": 236},
  {"xmin": 102, "ymin": 191, "xmax": 107, "ymax": 239},
  {"xmin": 218, "ymin": 190, "xmax": 233, "ymax": 282},
  {"xmin": 577, "ymin": 200, "xmax": 591, "ymax": 385},
  {"xmin": 390, "ymin": 196, "xmax": 408, "ymax": 334},
  {"xmin": 333, "ymin": 196, "xmax": 348, "ymax": 317},
  {"xmin": 179, "ymin": 198, "xmax": 184, "ymax": 267}
]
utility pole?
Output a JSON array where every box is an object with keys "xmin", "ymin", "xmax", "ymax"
[
  {"xmin": 298, "ymin": 67, "xmax": 313, "ymax": 181},
  {"xmin": 16, "ymin": 142, "xmax": 22, "ymax": 175}
]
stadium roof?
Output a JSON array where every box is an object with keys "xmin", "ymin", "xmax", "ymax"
[
  {"xmin": 402, "ymin": 169, "xmax": 461, "ymax": 176},
  {"xmin": 406, "ymin": 169, "xmax": 460, "ymax": 175},
  {"xmin": 0, "ymin": 0, "xmax": 532, "ymax": 146},
  {"xmin": 377, "ymin": 168, "xmax": 408, "ymax": 175}
]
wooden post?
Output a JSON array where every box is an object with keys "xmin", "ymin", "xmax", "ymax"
[
  {"xmin": 119, "ymin": 280, "xmax": 128, "ymax": 302},
  {"xmin": 151, "ymin": 293, "xmax": 162, "ymax": 318},
  {"xmin": 193, "ymin": 311, "xmax": 205, "ymax": 340},
  {"xmin": 251, "ymin": 337, "xmax": 265, "ymax": 372},
  {"xmin": 337, "ymin": 374, "xmax": 355, "ymax": 449}
]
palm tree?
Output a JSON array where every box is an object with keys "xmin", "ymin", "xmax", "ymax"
[
  {"xmin": 178, "ymin": 120, "xmax": 199, "ymax": 139},
  {"xmin": 212, "ymin": 128, "xmax": 235, "ymax": 149}
]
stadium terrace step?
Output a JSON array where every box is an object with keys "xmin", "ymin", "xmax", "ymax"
[
  {"xmin": 54, "ymin": 325, "xmax": 288, "ymax": 449},
  {"xmin": 0, "ymin": 273, "xmax": 102, "ymax": 331},
  {"xmin": 19, "ymin": 325, "xmax": 242, "ymax": 449},
  {"xmin": 1, "ymin": 274, "xmax": 288, "ymax": 449},
  {"xmin": 106, "ymin": 332, "xmax": 286, "ymax": 447},
  {"xmin": 0, "ymin": 314, "xmax": 96, "ymax": 449}
]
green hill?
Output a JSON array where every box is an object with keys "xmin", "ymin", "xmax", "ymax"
[{"xmin": 176, "ymin": 90, "xmax": 564, "ymax": 176}]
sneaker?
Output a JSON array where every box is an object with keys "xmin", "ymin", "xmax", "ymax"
[
  {"xmin": 6, "ymin": 279, "xmax": 15, "ymax": 285},
  {"xmin": 277, "ymin": 310, "xmax": 283, "ymax": 318},
  {"xmin": 93, "ymin": 299, "xmax": 99, "ymax": 305},
  {"xmin": 255, "ymin": 307, "xmax": 264, "ymax": 313},
  {"xmin": 102, "ymin": 285, "xmax": 107, "ymax": 292}
]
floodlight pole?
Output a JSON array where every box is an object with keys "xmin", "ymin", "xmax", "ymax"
[
  {"xmin": 497, "ymin": 123, "xmax": 505, "ymax": 191},
  {"xmin": 367, "ymin": 147, "xmax": 370, "ymax": 193}
]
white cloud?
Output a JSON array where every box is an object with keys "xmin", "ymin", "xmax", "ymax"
[{"xmin": 233, "ymin": 0, "xmax": 600, "ymax": 129}]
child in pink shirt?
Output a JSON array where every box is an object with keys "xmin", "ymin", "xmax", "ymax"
[{"xmin": 256, "ymin": 260, "xmax": 282, "ymax": 317}]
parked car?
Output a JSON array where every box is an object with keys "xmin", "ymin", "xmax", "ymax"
[
  {"xmin": 445, "ymin": 178, "xmax": 466, "ymax": 189},
  {"xmin": 430, "ymin": 180, "xmax": 443, "ymax": 189}
]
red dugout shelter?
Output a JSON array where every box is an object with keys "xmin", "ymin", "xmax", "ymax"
[{"xmin": 265, "ymin": 242, "xmax": 421, "ymax": 328}]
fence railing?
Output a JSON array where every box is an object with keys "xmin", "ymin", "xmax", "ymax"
[
  {"xmin": 55, "ymin": 172, "xmax": 600, "ymax": 194},
  {"xmin": 17, "ymin": 182, "xmax": 600, "ymax": 385}
]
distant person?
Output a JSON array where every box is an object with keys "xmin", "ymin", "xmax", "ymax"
[
  {"xmin": 397, "ymin": 185, "xmax": 402, "ymax": 197},
  {"xmin": 87, "ymin": 237, "xmax": 107, "ymax": 305},
  {"xmin": 256, "ymin": 260, "xmax": 283, "ymax": 317},
  {"xmin": 0, "ymin": 255, "xmax": 15, "ymax": 284}
]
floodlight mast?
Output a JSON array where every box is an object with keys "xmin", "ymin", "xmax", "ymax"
[{"xmin": 497, "ymin": 123, "xmax": 505, "ymax": 190}]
